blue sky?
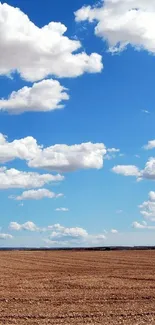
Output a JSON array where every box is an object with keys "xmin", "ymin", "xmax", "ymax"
[{"xmin": 0, "ymin": 0, "xmax": 155, "ymax": 246}]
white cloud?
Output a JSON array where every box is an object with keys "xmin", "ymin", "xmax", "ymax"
[
  {"xmin": 132, "ymin": 191, "xmax": 155, "ymax": 229},
  {"xmin": 105, "ymin": 147, "xmax": 120, "ymax": 160},
  {"xmin": 75, "ymin": 0, "xmax": 155, "ymax": 54},
  {"xmin": 55, "ymin": 208, "xmax": 69, "ymax": 212},
  {"xmin": 142, "ymin": 110, "xmax": 150, "ymax": 114},
  {"xmin": 0, "ymin": 79, "xmax": 69, "ymax": 114},
  {"xmin": 107, "ymin": 148, "xmax": 120, "ymax": 153},
  {"xmin": 28, "ymin": 142, "xmax": 107, "ymax": 172},
  {"xmin": 46, "ymin": 224, "xmax": 106, "ymax": 246},
  {"xmin": 112, "ymin": 158, "xmax": 155, "ymax": 181},
  {"xmin": 0, "ymin": 134, "xmax": 107, "ymax": 172},
  {"xmin": 0, "ymin": 133, "xmax": 41, "ymax": 163},
  {"xmin": 143, "ymin": 140, "xmax": 155, "ymax": 150},
  {"xmin": 9, "ymin": 221, "xmax": 106, "ymax": 246},
  {"xmin": 83, "ymin": 234, "xmax": 106, "ymax": 246},
  {"xmin": 139, "ymin": 191, "xmax": 155, "ymax": 221},
  {"xmin": 132, "ymin": 221, "xmax": 155, "ymax": 230},
  {"xmin": 9, "ymin": 221, "xmax": 39, "ymax": 232},
  {"xmin": 0, "ymin": 2, "xmax": 103, "ymax": 81},
  {"xmin": 142, "ymin": 158, "xmax": 155, "ymax": 180},
  {"xmin": 48, "ymin": 224, "xmax": 88, "ymax": 239},
  {"xmin": 0, "ymin": 167, "xmax": 63, "ymax": 189},
  {"xmin": 112, "ymin": 165, "xmax": 140, "ymax": 176},
  {"xmin": 149, "ymin": 191, "xmax": 155, "ymax": 201},
  {"xmin": 12, "ymin": 189, "xmax": 63, "ymax": 201},
  {"xmin": 44, "ymin": 235, "xmax": 106, "ymax": 247},
  {"xmin": 111, "ymin": 229, "xmax": 118, "ymax": 234},
  {"xmin": 0, "ymin": 233, "xmax": 13, "ymax": 239}
]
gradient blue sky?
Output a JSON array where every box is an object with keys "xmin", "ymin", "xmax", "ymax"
[{"xmin": 0, "ymin": 0, "xmax": 155, "ymax": 247}]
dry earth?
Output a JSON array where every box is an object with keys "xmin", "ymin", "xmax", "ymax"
[{"xmin": 0, "ymin": 250, "xmax": 155, "ymax": 324}]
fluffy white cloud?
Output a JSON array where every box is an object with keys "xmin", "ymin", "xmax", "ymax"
[
  {"xmin": 132, "ymin": 191, "xmax": 155, "ymax": 229},
  {"xmin": 0, "ymin": 134, "xmax": 107, "ymax": 172},
  {"xmin": 46, "ymin": 224, "xmax": 106, "ymax": 246},
  {"xmin": 48, "ymin": 224, "xmax": 106, "ymax": 246},
  {"xmin": 12, "ymin": 189, "xmax": 63, "ymax": 201},
  {"xmin": 112, "ymin": 158, "xmax": 155, "ymax": 181},
  {"xmin": 9, "ymin": 221, "xmax": 106, "ymax": 246},
  {"xmin": 112, "ymin": 165, "xmax": 140, "ymax": 176},
  {"xmin": 48, "ymin": 224, "xmax": 88, "ymax": 239},
  {"xmin": 0, "ymin": 134, "xmax": 41, "ymax": 163},
  {"xmin": 111, "ymin": 229, "xmax": 118, "ymax": 234},
  {"xmin": 143, "ymin": 140, "xmax": 155, "ymax": 150},
  {"xmin": 132, "ymin": 221, "xmax": 155, "ymax": 230},
  {"xmin": 55, "ymin": 208, "xmax": 69, "ymax": 212},
  {"xmin": 0, "ymin": 233, "xmax": 13, "ymax": 239},
  {"xmin": 0, "ymin": 167, "xmax": 63, "ymax": 189},
  {"xmin": 75, "ymin": 0, "xmax": 155, "ymax": 54},
  {"xmin": 139, "ymin": 191, "xmax": 155, "ymax": 221},
  {"xmin": 0, "ymin": 79, "xmax": 69, "ymax": 114},
  {"xmin": 9, "ymin": 221, "xmax": 39, "ymax": 232},
  {"xmin": 149, "ymin": 191, "xmax": 155, "ymax": 201},
  {"xmin": 0, "ymin": 2, "xmax": 102, "ymax": 81},
  {"xmin": 142, "ymin": 158, "xmax": 155, "ymax": 180},
  {"xmin": 44, "ymin": 235, "xmax": 106, "ymax": 247},
  {"xmin": 28, "ymin": 142, "xmax": 107, "ymax": 172}
]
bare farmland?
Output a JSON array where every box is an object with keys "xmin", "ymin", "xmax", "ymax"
[{"xmin": 0, "ymin": 250, "xmax": 155, "ymax": 324}]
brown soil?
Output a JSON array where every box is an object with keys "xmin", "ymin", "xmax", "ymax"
[{"xmin": 0, "ymin": 250, "xmax": 155, "ymax": 324}]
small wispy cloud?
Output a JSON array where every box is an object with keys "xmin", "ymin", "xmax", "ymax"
[
  {"xmin": 142, "ymin": 109, "xmax": 150, "ymax": 114},
  {"xmin": 111, "ymin": 229, "xmax": 118, "ymax": 234},
  {"xmin": 55, "ymin": 208, "xmax": 69, "ymax": 212},
  {"xmin": 0, "ymin": 233, "xmax": 13, "ymax": 240},
  {"xmin": 132, "ymin": 221, "xmax": 155, "ymax": 230},
  {"xmin": 105, "ymin": 148, "xmax": 120, "ymax": 160}
]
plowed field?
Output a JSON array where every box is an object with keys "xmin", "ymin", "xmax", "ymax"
[{"xmin": 0, "ymin": 250, "xmax": 155, "ymax": 324}]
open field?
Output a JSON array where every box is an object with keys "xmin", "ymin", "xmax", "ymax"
[{"xmin": 0, "ymin": 250, "xmax": 155, "ymax": 324}]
